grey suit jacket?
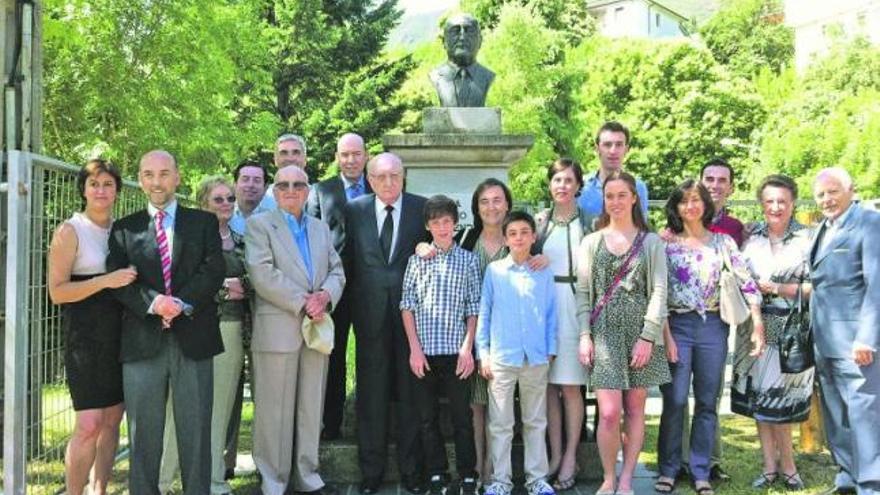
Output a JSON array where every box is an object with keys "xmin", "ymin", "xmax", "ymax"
[
  {"xmin": 809, "ymin": 204, "xmax": 880, "ymax": 358},
  {"xmin": 244, "ymin": 209, "xmax": 345, "ymax": 353}
]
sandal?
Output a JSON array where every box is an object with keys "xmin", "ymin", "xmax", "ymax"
[
  {"xmin": 654, "ymin": 477, "xmax": 675, "ymax": 493},
  {"xmin": 752, "ymin": 472, "xmax": 778, "ymax": 489},
  {"xmin": 781, "ymin": 472, "xmax": 805, "ymax": 490},
  {"xmin": 552, "ymin": 467, "xmax": 579, "ymax": 491},
  {"xmin": 693, "ymin": 481, "xmax": 715, "ymax": 495}
]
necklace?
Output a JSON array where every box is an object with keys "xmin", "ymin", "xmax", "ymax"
[
  {"xmin": 220, "ymin": 229, "xmax": 232, "ymax": 240},
  {"xmin": 552, "ymin": 208, "xmax": 578, "ymax": 225}
]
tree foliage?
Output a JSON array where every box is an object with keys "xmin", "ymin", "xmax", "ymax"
[
  {"xmin": 700, "ymin": 0, "xmax": 793, "ymax": 77},
  {"xmin": 568, "ymin": 37, "xmax": 765, "ymax": 199},
  {"xmin": 459, "ymin": 0, "xmax": 595, "ymax": 46}
]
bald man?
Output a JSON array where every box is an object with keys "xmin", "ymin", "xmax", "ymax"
[
  {"xmin": 246, "ymin": 165, "xmax": 345, "ymax": 495},
  {"xmin": 306, "ymin": 133, "xmax": 373, "ymax": 439},
  {"xmin": 344, "ymin": 153, "xmax": 429, "ymax": 494},
  {"xmin": 809, "ymin": 168, "xmax": 880, "ymax": 495},
  {"xmin": 106, "ymin": 150, "xmax": 225, "ymax": 494}
]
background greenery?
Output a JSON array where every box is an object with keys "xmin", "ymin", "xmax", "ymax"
[{"xmin": 41, "ymin": 0, "xmax": 880, "ymax": 202}]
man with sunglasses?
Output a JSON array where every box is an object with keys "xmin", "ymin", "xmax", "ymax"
[
  {"xmin": 344, "ymin": 153, "xmax": 430, "ymax": 494},
  {"xmin": 306, "ymin": 133, "xmax": 373, "ymax": 441},
  {"xmin": 245, "ymin": 165, "xmax": 345, "ymax": 495}
]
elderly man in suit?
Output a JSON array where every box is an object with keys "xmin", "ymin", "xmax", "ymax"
[
  {"xmin": 306, "ymin": 132, "xmax": 372, "ymax": 440},
  {"xmin": 809, "ymin": 167, "xmax": 880, "ymax": 495},
  {"xmin": 344, "ymin": 152, "xmax": 430, "ymax": 494},
  {"xmin": 106, "ymin": 150, "xmax": 225, "ymax": 494},
  {"xmin": 246, "ymin": 165, "xmax": 345, "ymax": 495}
]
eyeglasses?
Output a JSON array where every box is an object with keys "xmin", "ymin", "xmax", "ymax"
[
  {"xmin": 369, "ymin": 173, "xmax": 403, "ymax": 183},
  {"xmin": 211, "ymin": 195, "xmax": 236, "ymax": 205},
  {"xmin": 275, "ymin": 180, "xmax": 309, "ymax": 192}
]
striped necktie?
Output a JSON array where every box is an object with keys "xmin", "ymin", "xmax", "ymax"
[{"xmin": 155, "ymin": 209, "xmax": 172, "ymax": 295}]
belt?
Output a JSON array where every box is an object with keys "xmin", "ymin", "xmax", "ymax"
[
  {"xmin": 762, "ymin": 306, "xmax": 791, "ymax": 316},
  {"xmin": 554, "ymin": 275, "xmax": 576, "ymax": 284}
]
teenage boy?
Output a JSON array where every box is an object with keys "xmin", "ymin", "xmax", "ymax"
[
  {"xmin": 477, "ymin": 211, "xmax": 558, "ymax": 495},
  {"xmin": 401, "ymin": 195, "xmax": 482, "ymax": 495}
]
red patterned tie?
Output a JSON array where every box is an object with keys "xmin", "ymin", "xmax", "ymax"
[{"xmin": 155, "ymin": 209, "xmax": 172, "ymax": 295}]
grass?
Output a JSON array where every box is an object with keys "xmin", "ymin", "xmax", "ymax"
[{"xmin": 23, "ymin": 337, "xmax": 838, "ymax": 494}]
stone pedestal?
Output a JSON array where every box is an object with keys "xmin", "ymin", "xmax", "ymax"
[{"xmin": 383, "ymin": 107, "xmax": 533, "ymax": 228}]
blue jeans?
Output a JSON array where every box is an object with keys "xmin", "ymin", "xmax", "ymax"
[{"xmin": 658, "ymin": 312, "xmax": 728, "ymax": 482}]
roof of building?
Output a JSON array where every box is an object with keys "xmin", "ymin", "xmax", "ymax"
[{"xmin": 587, "ymin": 0, "xmax": 722, "ymax": 24}]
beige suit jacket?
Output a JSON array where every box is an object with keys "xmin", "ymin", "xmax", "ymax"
[{"xmin": 245, "ymin": 209, "xmax": 345, "ymax": 353}]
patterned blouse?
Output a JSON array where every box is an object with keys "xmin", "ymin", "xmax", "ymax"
[
  {"xmin": 666, "ymin": 232, "xmax": 760, "ymax": 315},
  {"xmin": 741, "ymin": 220, "xmax": 812, "ymax": 312}
]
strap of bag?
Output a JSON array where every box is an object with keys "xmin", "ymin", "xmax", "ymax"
[{"xmin": 590, "ymin": 232, "xmax": 646, "ymax": 327}]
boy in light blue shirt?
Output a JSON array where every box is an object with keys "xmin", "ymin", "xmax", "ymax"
[{"xmin": 476, "ymin": 211, "xmax": 557, "ymax": 495}]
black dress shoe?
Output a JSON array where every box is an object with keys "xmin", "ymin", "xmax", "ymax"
[
  {"xmin": 709, "ymin": 465, "xmax": 730, "ymax": 482},
  {"xmin": 403, "ymin": 476, "xmax": 427, "ymax": 495},
  {"xmin": 225, "ymin": 467, "xmax": 236, "ymax": 480},
  {"xmin": 360, "ymin": 480, "xmax": 381, "ymax": 495}
]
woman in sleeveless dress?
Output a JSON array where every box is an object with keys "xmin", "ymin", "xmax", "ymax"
[
  {"xmin": 534, "ymin": 158, "xmax": 593, "ymax": 490},
  {"xmin": 48, "ymin": 159, "xmax": 137, "ymax": 495},
  {"xmin": 576, "ymin": 171, "xmax": 669, "ymax": 495}
]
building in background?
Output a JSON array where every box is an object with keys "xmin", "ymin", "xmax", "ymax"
[
  {"xmin": 785, "ymin": 0, "xmax": 880, "ymax": 71},
  {"xmin": 586, "ymin": 0, "xmax": 692, "ymax": 38}
]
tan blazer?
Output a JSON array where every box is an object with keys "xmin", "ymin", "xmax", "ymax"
[{"xmin": 245, "ymin": 209, "xmax": 345, "ymax": 353}]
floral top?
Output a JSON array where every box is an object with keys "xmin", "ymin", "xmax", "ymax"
[{"xmin": 666, "ymin": 233, "xmax": 760, "ymax": 315}]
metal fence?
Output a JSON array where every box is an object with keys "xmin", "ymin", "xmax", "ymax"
[{"xmin": 3, "ymin": 151, "xmax": 148, "ymax": 494}]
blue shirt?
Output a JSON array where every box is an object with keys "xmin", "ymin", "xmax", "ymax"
[
  {"xmin": 476, "ymin": 255, "xmax": 558, "ymax": 366},
  {"xmin": 283, "ymin": 210, "xmax": 313, "ymax": 283},
  {"xmin": 577, "ymin": 170, "xmax": 649, "ymax": 218},
  {"xmin": 342, "ymin": 174, "xmax": 367, "ymax": 201},
  {"xmin": 400, "ymin": 243, "xmax": 482, "ymax": 356},
  {"xmin": 229, "ymin": 202, "xmax": 272, "ymax": 235}
]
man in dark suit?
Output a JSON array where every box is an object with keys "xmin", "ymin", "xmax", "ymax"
[
  {"xmin": 809, "ymin": 167, "xmax": 880, "ymax": 495},
  {"xmin": 344, "ymin": 153, "xmax": 429, "ymax": 494},
  {"xmin": 106, "ymin": 150, "xmax": 225, "ymax": 494},
  {"xmin": 306, "ymin": 132, "xmax": 372, "ymax": 440}
]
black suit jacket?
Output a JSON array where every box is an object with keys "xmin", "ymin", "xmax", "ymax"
[
  {"xmin": 106, "ymin": 205, "xmax": 225, "ymax": 362},
  {"xmin": 305, "ymin": 175, "xmax": 372, "ymax": 260},
  {"xmin": 343, "ymin": 193, "xmax": 428, "ymax": 333}
]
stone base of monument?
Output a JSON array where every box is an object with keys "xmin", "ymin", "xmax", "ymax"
[
  {"xmin": 318, "ymin": 396, "xmax": 601, "ymax": 483},
  {"xmin": 383, "ymin": 107, "xmax": 533, "ymax": 227}
]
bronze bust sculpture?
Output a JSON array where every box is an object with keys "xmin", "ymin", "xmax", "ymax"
[{"xmin": 430, "ymin": 14, "xmax": 495, "ymax": 107}]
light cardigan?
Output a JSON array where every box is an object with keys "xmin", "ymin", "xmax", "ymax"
[{"xmin": 575, "ymin": 231, "xmax": 668, "ymax": 343}]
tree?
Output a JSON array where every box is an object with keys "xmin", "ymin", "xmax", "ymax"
[
  {"xmin": 240, "ymin": 0, "xmax": 412, "ymax": 177},
  {"xmin": 567, "ymin": 37, "xmax": 765, "ymax": 198},
  {"xmin": 459, "ymin": 0, "xmax": 595, "ymax": 46},
  {"xmin": 756, "ymin": 39, "xmax": 880, "ymax": 198},
  {"xmin": 42, "ymin": 0, "xmax": 250, "ymax": 186},
  {"xmin": 700, "ymin": 0, "xmax": 794, "ymax": 77}
]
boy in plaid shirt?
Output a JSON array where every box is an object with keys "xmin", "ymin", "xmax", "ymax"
[{"xmin": 401, "ymin": 195, "xmax": 482, "ymax": 495}]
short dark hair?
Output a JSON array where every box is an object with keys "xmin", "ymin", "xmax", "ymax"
[
  {"xmin": 424, "ymin": 195, "xmax": 459, "ymax": 224},
  {"xmin": 700, "ymin": 157, "xmax": 735, "ymax": 184},
  {"xmin": 596, "ymin": 171, "xmax": 650, "ymax": 232},
  {"xmin": 77, "ymin": 159, "xmax": 122, "ymax": 210},
  {"xmin": 756, "ymin": 174, "xmax": 798, "ymax": 202},
  {"xmin": 665, "ymin": 179, "xmax": 715, "ymax": 234},
  {"xmin": 547, "ymin": 157, "xmax": 585, "ymax": 197},
  {"xmin": 502, "ymin": 210, "xmax": 536, "ymax": 235},
  {"xmin": 594, "ymin": 121, "xmax": 630, "ymax": 146},
  {"xmin": 471, "ymin": 178, "xmax": 512, "ymax": 231},
  {"xmin": 234, "ymin": 160, "xmax": 270, "ymax": 183}
]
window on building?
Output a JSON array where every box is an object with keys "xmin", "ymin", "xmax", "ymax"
[
  {"xmin": 615, "ymin": 6, "xmax": 624, "ymax": 21},
  {"xmin": 656, "ymin": 13, "xmax": 661, "ymax": 27}
]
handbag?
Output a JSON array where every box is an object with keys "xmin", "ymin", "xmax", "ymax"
[
  {"xmin": 778, "ymin": 279, "xmax": 814, "ymax": 373},
  {"xmin": 718, "ymin": 238, "xmax": 751, "ymax": 326}
]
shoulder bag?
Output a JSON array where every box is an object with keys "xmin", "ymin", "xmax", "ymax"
[
  {"xmin": 779, "ymin": 277, "xmax": 814, "ymax": 373},
  {"xmin": 718, "ymin": 237, "xmax": 751, "ymax": 326}
]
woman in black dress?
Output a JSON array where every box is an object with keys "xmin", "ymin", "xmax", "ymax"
[{"xmin": 48, "ymin": 160, "xmax": 137, "ymax": 495}]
